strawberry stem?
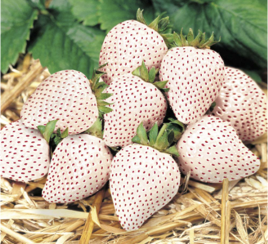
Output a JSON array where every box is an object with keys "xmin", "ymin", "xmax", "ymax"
[
  {"xmin": 136, "ymin": 8, "xmax": 172, "ymax": 46},
  {"xmin": 171, "ymin": 28, "xmax": 220, "ymax": 49},
  {"xmin": 132, "ymin": 60, "xmax": 169, "ymax": 92},
  {"xmin": 132, "ymin": 121, "xmax": 184, "ymax": 157},
  {"xmin": 90, "ymin": 65, "xmax": 113, "ymax": 118},
  {"xmin": 38, "ymin": 120, "xmax": 69, "ymax": 153},
  {"xmin": 84, "ymin": 118, "xmax": 103, "ymax": 139},
  {"xmin": 37, "ymin": 120, "xmax": 58, "ymax": 143}
]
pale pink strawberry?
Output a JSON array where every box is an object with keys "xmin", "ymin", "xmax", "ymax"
[
  {"xmin": 103, "ymin": 73, "xmax": 167, "ymax": 148},
  {"xmin": 159, "ymin": 30, "xmax": 225, "ymax": 124},
  {"xmin": 42, "ymin": 134, "xmax": 113, "ymax": 203},
  {"xmin": 21, "ymin": 69, "xmax": 111, "ymax": 135},
  {"xmin": 110, "ymin": 123, "xmax": 180, "ymax": 231},
  {"xmin": 211, "ymin": 67, "xmax": 267, "ymax": 142},
  {"xmin": 1, "ymin": 120, "xmax": 50, "ymax": 182},
  {"xmin": 176, "ymin": 115, "xmax": 260, "ymax": 183},
  {"xmin": 99, "ymin": 9, "xmax": 169, "ymax": 85}
]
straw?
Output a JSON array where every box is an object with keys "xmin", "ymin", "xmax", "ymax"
[{"xmin": 0, "ymin": 56, "xmax": 267, "ymax": 244}]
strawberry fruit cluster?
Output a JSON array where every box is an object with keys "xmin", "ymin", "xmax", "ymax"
[{"xmin": 1, "ymin": 9, "xmax": 267, "ymax": 231}]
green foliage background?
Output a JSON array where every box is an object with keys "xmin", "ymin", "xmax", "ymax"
[{"xmin": 1, "ymin": 0, "xmax": 267, "ymax": 80}]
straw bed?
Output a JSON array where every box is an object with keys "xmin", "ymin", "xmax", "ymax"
[{"xmin": 1, "ymin": 55, "xmax": 267, "ymax": 244}]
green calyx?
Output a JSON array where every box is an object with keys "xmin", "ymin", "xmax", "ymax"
[
  {"xmin": 132, "ymin": 120, "xmax": 185, "ymax": 157},
  {"xmin": 136, "ymin": 8, "xmax": 172, "ymax": 37},
  {"xmin": 38, "ymin": 120, "xmax": 68, "ymax": 153},
  {"xmin": 132, "ymin": 60, "xmax": 169, "ymax": 92},
  {"xmin": 90, "ymin": 64, "xmax": 113, "ymax": 118},
  {"xmin": 170, "ymin": 28, "xmax": 220, "ymax": 49},
  {"xmin": 207, "ymin": 101, "xmax": 216, "ymax": 114},
  {"xmin": 84, "ymin": 118, "xmax": 103, "ymax": 139}
]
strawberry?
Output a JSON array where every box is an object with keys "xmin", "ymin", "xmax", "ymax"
[
  {"xmin": 110, "ymin": 122, "xmax": 182, "ymax": 231},
  {"xmin": 99, "ymin": 9, "xmax": 169, "ymax": 85},
  {"xmin": 176, "ymin": 115, "xmax": 260, "ymax": 183},
  {"xmin": 103, "ymin": 61, "xmax": 168, "ymax": 148},
  {"xmin": 211, "ymin": 67, "xmax": 267, "ymax": 142},
  {"xmin": 42, "ymin": 119, "xmax": 113, "ymax": 203},
  {"xmin": 20, "ymin": 69, "xmax": 112, "ymax": 135},
  {"xmin": 0, "ymin": 120, "xmax": 50, "ymax": 182},
  {"xmin": 159, "ymin": 29, "xmax": 225, "ymax": 124}
]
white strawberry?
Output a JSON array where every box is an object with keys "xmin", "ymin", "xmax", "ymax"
[
  {"xmin": 103, "ymin": 62, "xmax": 168, "ymax": 148},
  {"xmin": 20, "ymin": 69, "xmax": 112, "ymax": 135},
  {"xmin": 211, "ymin": 67, "xmax": 267, "ymax": 142},
  {"xmin": 0, "ymin": 120, "xmax": 50, "ymax": 182},
  {"xmin": 110, "ymin": 122, "xmax": 182, "ymax": 231},
  {"xmin": 99, "ymin": 9, "xmax": 169, "ymax": 85},
  {"xmin": 176, "ymin": 115, "xmax": 260, "ymax": 183},
  {"xmin": 159, "ymin": 29, "xmax": 225, "ymax": 124},
  {"xmin": 42, "ymin": 119, "xmax": 113, "ymax": 203}
]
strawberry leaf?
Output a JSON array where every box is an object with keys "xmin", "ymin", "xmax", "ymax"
[
  {"xmin": 154, "ymin": 81, "xmax": 168, "ymax": 89},
  {"xmin": 133, "ymin": 122, "xmax": 180, "ymax": 157},
  {"xmin": 1, "ymin": 0, "xmax": 38, "ymax": 73},
  {"xmin": 149, "ymin": 123, "xmax": 158, "ymax": 146},
  {"xmin": 28, "ymin": 0, "xmax": 105, "ymax": 78},
  {"xmin": 68, "ymin": 0, "xmax": 100, "ymax": 26},
  {"xmin": 208, "ymin": 102, "xmax": 217, "ymax": 113},
  {"xmin": 42, "ymin": 120, "xmax": 58, "ymax": 143},
  {"xmin": 165, "ymin": 145, "xmax": 179, "ymax": 157},
  {"xmin": 135, "ymin": 123, "xmax": 149, "ymax": 145},
  {"xmin": 152, "ymin": 0, "xmax": 267, "ymax": 69},
  {"xmin": 140, "ymin": 61, "xmax": 149, "ymax": 82},
  {"xmin": 98, "ymin": 106, "xmax": 113, "ymax": 117},
  {"xmin": 37, "ymin": 125, "xmax": 46, "ymax": 135},
  {"xmin": 61, "ymin": 128, "xmax": 69, "ymax": 138},
  {"xmin": 85, "ymin": 118, "xmax": 103, "ymax": 139},
  {"xmin": 98, "ymin": 0, "xmax": 154, "ymax": 32},
  {"xmin": 148, "ymin": 67, "xmax": 156, "ymax": 83},
  {"xmin": 166, "ymin": 119, "xmax": 185, "ymax": 142}
]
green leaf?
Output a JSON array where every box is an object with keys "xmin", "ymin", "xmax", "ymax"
[
  {"xmin": 166, "ymin": 119, "xmax": 185, "ymax": 142},
  {"xmin": 154, "ymin": 80, "xmax": 168, "ymax": 89},
  {"xmin": 140, "ymin": 60, "xmax": 149, "ymax": 82},
  {"xmin": 167, "ymin": 130, "xmax": 174, "ymax": 144},
  {"xmin": 165, "ymin": 145, "xmax": 179, "ymax": 157},
  {"xmin": 148, "ymin": 67, "xmax": 156, "ymax": 83},
  {"xmin": 98, "ymin": 93, "xmax": 113, "ymax": 100},
  {"xmin": 132, "ymin": 66, "xmax": 141, "ymax": 77},
  {"xmin": 155, "ymin": 130, "xmax": 169, "ymax": 150},
  {"xmin": 53, "ymin": 136, "xmax": 62, "ymax": 146},
  {"xmin": 37, "ymin": 125, "xmax": 46, "ymax": 134},
  {"xmin": 43, "ymin": 120, "xmax": 58, "ymax": 143},
  {"xmin": 208, "ymin": 101, "xmax": 217, "ymax": 113},
  {"xmin": 1, "ymin": 0, "xmax": 38, "ymax": 73},
  {"xmin": 98, "ymin": 0, "xmax": 155, "ymax": 32},
  {"xmin": 97, "ymin": 100, "xmax": 111, "ymax": 107},
  {"xmin": 29, "ymin": 0, "xmax": 105, "ymax": 78},
  {"xmin": 132, "ymin": 135, "xmax": 141, "ymax": 144},
  {"xmin": 61, "ymin": 128, "xmax": 69, "ymax": 138},
  {"xmin": 98, "ymin": 106, "xmax": 113, "ymax": 114},
  {"xmin": 68, "ymin": 0, "xmax": 100, "ymax": 26},
  {"xmin": 242, "ymin": 69, "xmax": 263, "ymax": 83},
  {"xmin": 135, "ymin": 123, "xmax": 148, "ymax": 145},
  {"xmin": 162, "ymin": 88, "xmax": 170, "ymax": 92},
  {"xmin": 85, "ymin": 118, "xmax": 103, "ymax": 139},
  {"xmin": 55, "ymin": 128, "xmax": 61, "ymax": 136},
  {"xmin": 28, "ymin": 0, "xmax": 46, "ymax": 10},
  {"xmin": 153, "ymin": 0, "xmax": 267, "ymax": 69},
  {"xmin": 149, "ymin": 123, "xmax": 158, "ymax": 146}
]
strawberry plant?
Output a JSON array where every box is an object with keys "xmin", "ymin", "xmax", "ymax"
[
  {"xmin": 1, "ymin": 0, "xmax": 267, "ymax": 236},
  {"xmin": 1, "ymin": 0, "xmax": 266, "ymax": 81}
]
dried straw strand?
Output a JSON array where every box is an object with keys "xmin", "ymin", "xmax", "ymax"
[
  {"xmin": 1, "ymin": 61, "xmax": 44, "ymax": 112},
  {"xmin": 79, "ymin": 187, "xmax": 106, "ymax": 243},
  {"xmin": 0, "ymin": 223, "xmax": 35, "ymax": 244}
]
